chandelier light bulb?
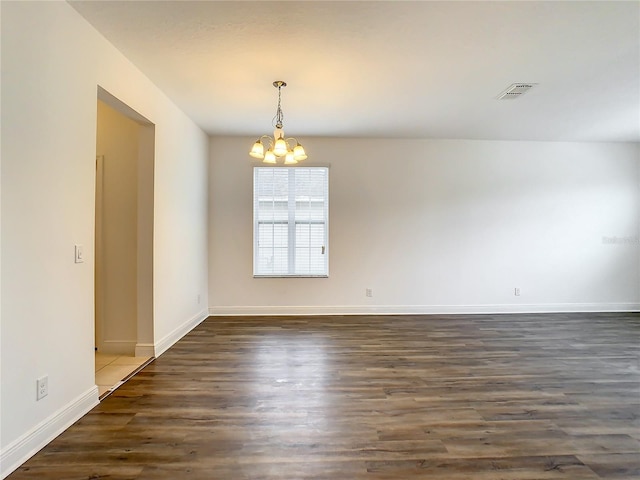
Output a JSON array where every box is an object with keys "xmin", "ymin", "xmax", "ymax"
[
  {"xmin": 273, "ymin": 136, "xmax": 288, "ymax": 157},
  {"xmin": 284, "ymin": 151, "xmax": 297, "ymax": 165},
  {"xmin": 263, "ymin": 150, "xmax": 277, "ymax": 164},
  {"xmin": 293, "ymin": 143, "xmax": 307, "ymax": 161},
  {"xmin": 249, "ymin": 140, "xmax": 265, "ymax": 159}
]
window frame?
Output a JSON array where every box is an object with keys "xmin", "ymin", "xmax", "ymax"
[{"xmin": 253, "ymin": 166, "xmax": 329, "ymax": 278}]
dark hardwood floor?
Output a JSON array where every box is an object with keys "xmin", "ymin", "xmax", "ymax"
[{"xmin": 9, "ymin": 313, "xmax": 640, "ymax": 479}]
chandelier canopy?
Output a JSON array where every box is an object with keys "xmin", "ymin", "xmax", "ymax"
[{"xmin": 249, "ymin": 81, "xmax": 307, "ymax": 164}]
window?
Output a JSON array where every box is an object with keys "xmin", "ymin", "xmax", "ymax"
[{"xmin": 254, "ymin": 167, "xmax": 329, "ymax": 277}]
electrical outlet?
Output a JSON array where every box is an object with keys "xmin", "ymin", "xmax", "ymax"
[
  {"xmin": 366, "ymin": 288, "xmax": 373, "ymax": 297},
  {"xmin": 37, "ymin": 375, "xmax": 48, "ymax": 400},
  {"xmin": 514, "ymin": 287, "xmax": 521, "ymax": 296}
]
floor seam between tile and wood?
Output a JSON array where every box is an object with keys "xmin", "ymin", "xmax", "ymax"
[{"xmin": 95, "ymin": 353, "xmax": 152, "ymax": 398}]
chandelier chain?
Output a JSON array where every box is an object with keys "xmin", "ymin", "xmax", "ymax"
[{"xmin": 273, "ymin": 84, "xmax": 284, "ymax": 129}]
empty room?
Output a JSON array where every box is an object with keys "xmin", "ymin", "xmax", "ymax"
[{"xmin": 1, "ymin": 1, "xmax": 638, "ymax": 479}]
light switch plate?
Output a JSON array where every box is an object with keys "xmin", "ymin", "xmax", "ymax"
[{"xmin": 74, "ymin": 245, "xmax": 84, "ymax": 263}]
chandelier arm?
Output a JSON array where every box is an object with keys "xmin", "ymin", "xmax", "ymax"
[
  {"xmin": 258, "ymin": 134, "xmax": 274, "ymax": 147},
  {"xmin": 284, "ymin": 137, "xmax": 299, "ymax": 149}
]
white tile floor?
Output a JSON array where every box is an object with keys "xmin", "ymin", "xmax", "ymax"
[{"xmin": 95, "ymin": 353, "xmax": 151, "ymax": 397}]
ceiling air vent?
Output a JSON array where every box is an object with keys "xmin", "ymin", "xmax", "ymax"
[{"xmin": 497, "ymin": 83, "xmax": 538, "ymax": 100}]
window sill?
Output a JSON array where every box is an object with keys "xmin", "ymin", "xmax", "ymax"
[{"xmin": 253, "ymin": 275, "xmax": 329, "ymax": 279}]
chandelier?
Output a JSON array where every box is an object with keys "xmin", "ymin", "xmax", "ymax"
[{"xmin": 249, "ymin": 81, "xmax": 307, "ymax": 164}]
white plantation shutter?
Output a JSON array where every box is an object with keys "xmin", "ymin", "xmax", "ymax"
[{"xmin": 254, "ymin": 167, "xmax": 328, "ymax": 277}]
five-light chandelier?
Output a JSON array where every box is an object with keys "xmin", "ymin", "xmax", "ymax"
[{"xmin": 249, "ymin": 81, "xmax": 307, "ymax": 164}]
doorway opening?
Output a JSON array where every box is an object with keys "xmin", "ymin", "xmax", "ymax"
[{"xmin": 95, "ymin": 87, "xmax": 155, "ymax": 397}]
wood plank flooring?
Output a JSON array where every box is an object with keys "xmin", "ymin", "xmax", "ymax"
[{"xmin": 9, "ymin": 313, "xmax": 640, "ymax": 479}]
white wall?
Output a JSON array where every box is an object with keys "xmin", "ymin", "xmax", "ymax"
[
  {"xmin": 0, "ymin": 1, "xmax": 209, "ymax": 476},
  {"xmin": 136, "ymin": 122, "xmax": 156, "ymax": 356},
  {"xmin": 96, "ymin": 100, "xmax": 139, "ymax": 354},
  {"xmin": 209, "ymin": 137, "xmax": 640, "ymax": 314}
]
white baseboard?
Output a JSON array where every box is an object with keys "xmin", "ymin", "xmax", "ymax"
[
  {"xmin": 154, "ymin": 309, "xmax": 209, "ymax": 357},
  {"xmin": 209, "ymin": 303, "xmax": 640, "ymax": 316},
  {"xmin": 0, "ymin": 386, "xmax": 99, "ymax": 479},
  {"xmin": 134, "ymin": 342, "xmax": 156, "ymax": 357},
  {"xmin": 1, "ymin": 311, "xmax": 208, "ymax": 479}
]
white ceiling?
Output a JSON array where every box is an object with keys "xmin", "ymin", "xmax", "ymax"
[{"xmin": 69, "ymin": 1, "xmax": 640, "ymax": 142}]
